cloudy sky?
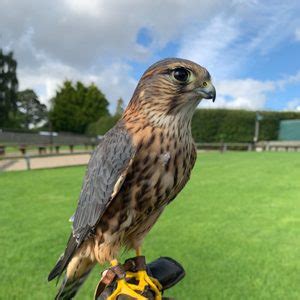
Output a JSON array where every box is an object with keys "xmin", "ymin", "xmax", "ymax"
[{"xmin": 1, "ymin": 0, "xmax": 300, "ymax": 112}]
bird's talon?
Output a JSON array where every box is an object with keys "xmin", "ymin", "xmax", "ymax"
[
  {"xmin": 107, "ymin": 278, "xmax": 147, "ymax": 300},
  {"xmin": 126, "ymin": 270, "xmax": 162, "ymax": 300}
]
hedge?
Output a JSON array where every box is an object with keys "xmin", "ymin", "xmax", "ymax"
[{"xmin": 192, "ymin": 109, "xmax": 300, "ymax": 142}]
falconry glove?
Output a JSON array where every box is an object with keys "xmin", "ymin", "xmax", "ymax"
[{"xmin": 94, "ymin": 257, "xmax": 185, "ymax": 300}]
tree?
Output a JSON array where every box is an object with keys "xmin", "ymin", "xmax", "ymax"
[
  {"xmin": 115, "ymin": 97, "xmax": 124, "ymax": 116},
  {"xmin": 17, "ymin": 89, "xmax": 48, "ymax": 129},
  {"xmin": 84, "ymin": 83, "xmax": 110, "ymax": 123},
  {"xmin": 86, "ymin": 115, "xmax": 120, "ymax": 136},
  {"xmin": 50, "ymin": 81, "xmax": 110, "ymax": 133},
  {"xmin": 0, "ymin": 49, "xmax": 18, "ymax": 127},
  {"xmin": 86, "ymin": 97, "xmax": 124, "ymax": 136}
]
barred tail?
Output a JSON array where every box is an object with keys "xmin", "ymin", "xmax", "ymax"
[
  {"xmin": 48, "ymin": 234, "xmax": 78, "ymax": 281},
  {"xmin": 54, "ymin": 253, "xmax": 95, "ymax": 299},
  {"xmin": 55, "ymin": 266, "xmax": 93, "ymax": 299},
  {"xmin": 49, "ymin": 234, "xmax": 96, "ymax": 299}
]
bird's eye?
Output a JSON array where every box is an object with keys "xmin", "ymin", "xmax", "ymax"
[
  {"xmin": 172, "ymin": 67, "xmax": 190, "ymax": 83},
  {"xmin": 203, "ymin": 81, "xmax": 208, "ymax": 87}
]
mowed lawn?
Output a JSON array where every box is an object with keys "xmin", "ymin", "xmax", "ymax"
[{"xmin": 1, "ymin": 152, "xmax": 300, "ymax": 299}]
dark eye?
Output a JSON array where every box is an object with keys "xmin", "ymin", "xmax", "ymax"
[{"xmin": 172, "ymin": 67, "xmax": 190, "ymax": 82}]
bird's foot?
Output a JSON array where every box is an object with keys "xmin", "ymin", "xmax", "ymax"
[
  {"xmin": 124, "ymin": 255, "xmax": 162, "ymax": 300},
  {"xmin": 97, "ymin": 257, "xmax": 162, "ymax": 299},
  {"xmin": 106, "ymin": 259, "xmax": 148, "ymax": 300},
  {"xmin": 126, "ymin": 269, "xmax": 162, "ymax": 300},
  {"xmin": 107, "ymin": 278, "xmax": 147, "ymax": 300}
]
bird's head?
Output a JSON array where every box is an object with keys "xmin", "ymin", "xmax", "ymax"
[{"xmin": 126, "ymin": 58, "xmax": 216, "ymax": 126}]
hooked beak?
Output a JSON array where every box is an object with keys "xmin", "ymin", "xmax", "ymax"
[{"xmin": 195, "ymin": 83, "xmax": 216, "ymax": 102}]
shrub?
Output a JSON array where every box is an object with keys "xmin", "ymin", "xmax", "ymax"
[{"xmin": 191, "ymin": 109, "xmax": 300, "ymax": 142}]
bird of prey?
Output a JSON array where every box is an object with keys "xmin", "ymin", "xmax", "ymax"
[{"xmin": 48, "ymin": 58, "xmax": 216, "ymax": 299}]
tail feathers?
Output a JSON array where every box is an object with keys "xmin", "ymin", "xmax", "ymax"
[
  {"xmin": 48, "ymin": 254, "xmax": 66, "ymax": 282},
  {"xmin": 48, "ymin": 234, "xmax": 78, "ymax": 281},
  {"xmin": 55, "ymin": 269, "xmax": 92, "ymax": 300}
]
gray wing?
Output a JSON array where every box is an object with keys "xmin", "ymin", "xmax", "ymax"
[{"xmin": 72, "ymin": 121, "xmax": 135, "ymax": 243}]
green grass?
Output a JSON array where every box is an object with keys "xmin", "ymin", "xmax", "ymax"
[{"xmin": 1, "ymin": 152, "xmax": 300, "ymax": 299}]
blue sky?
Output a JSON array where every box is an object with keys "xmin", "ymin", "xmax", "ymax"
[{"xmin": 1, "ymin": 0, "xmax": 300, "ymax": 112}]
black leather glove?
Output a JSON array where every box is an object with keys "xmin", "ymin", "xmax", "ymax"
[{"xmin": 94, "ymin": 257, "xmax": 185, "ymax": 300}]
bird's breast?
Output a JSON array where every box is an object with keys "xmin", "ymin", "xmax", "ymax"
[
  {"xmin": 95, "ymin": 122, "xmax": 197, "ymax": 250},
  {"xmin": 123, "ymin": 123, "xmax": 196, "ymax": 215}
]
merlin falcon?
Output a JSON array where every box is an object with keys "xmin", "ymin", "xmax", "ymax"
[{"xmin": 48, "ymin": 58, "xmax": 216, "ymax": 299}]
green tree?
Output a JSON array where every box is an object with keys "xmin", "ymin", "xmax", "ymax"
[
  {"xmin": 86, "ymin": 97, "xmax": 124, "ymax": 136},
  {"xmin": 0, "ymin": 49, "xmax": 19, "ymax": 127},
  {"xmin": 84, "ymin": 83, "xmax": 110, "ymax": 122},
  {"xmin": 17, "ymin": 89, "xmax": 48, "ymax": 129},
  {"xmin": 50, "ymin": 81, "xmax": 109, "ymax": 133},
  {"xmin": 86, "ymin": 115, "xmax": 120, "ymax": 136},
  {"xmin": 115, "ymin": 97, "xmax": 124, "ymax": 116}
]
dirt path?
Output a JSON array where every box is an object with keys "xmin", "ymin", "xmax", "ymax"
[{"xmin": 0, "ymin": 154, "xmax": 91, "ymax": 171}]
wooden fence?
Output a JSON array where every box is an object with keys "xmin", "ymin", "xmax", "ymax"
[
  {"xmin": 0, "ymin": 130, "xmax": 100, "ymax": 155},
  {"xmin": 196, "ymin": 142, "xmax": 253, "ymax": 152},
  {"xmin": 256, "ymin": 141, "xmax": 300, "ymax": 152},
  {"xmin": 196, "ymin": 141, "xmax": 300, "ymax": 152}
]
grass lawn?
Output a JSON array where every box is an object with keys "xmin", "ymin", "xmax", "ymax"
[{"xmin": 1, "ymin": 152, "xmax": 300, "ymax": 299}]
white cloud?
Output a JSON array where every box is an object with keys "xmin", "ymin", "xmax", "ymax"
[
  {"xmin": 0, "ymin": 0, "xmax": 224, "ymax": 69},
  {"xmin": 178, "ymin": 16, "xmax": 241, "ymax": 80},
  {"xmin": 277, "ymin": 71, "xmax": 300, "ymax": 89},
  {"xmin": 296, "ymin": 28, "xmax": 300, "ymax": 41},
  {"xmin": 199, "ymin": 78, "xmax": 275, "ymax": 110},
  {"xmin": 18, "ymin": 61, "xmax": 137, "ymax": 112},
  {"xmin": 64, "ymin": 0, "xmax": 103, "ymax": 16},
  {"xmin": 176, "ymin": 1, "xmax": 300, "ymax": 111},
  {"xmin": 245, "ymin": 2, "xmax": 300, "ymax": 54},
  {"xmin": 285, "ymin": 99, "xmax": 300, "ymax": 111},
  {"xmin": 177, "ymin": 1, "xmax": 300, "ymax": 80},
  {"xmin": 0, "ymin": 0, "xmax": 225, "ymax": 111},
  {"xmin": 199, "ymin": 68, "xmax": 300, "ymax": 111}
]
